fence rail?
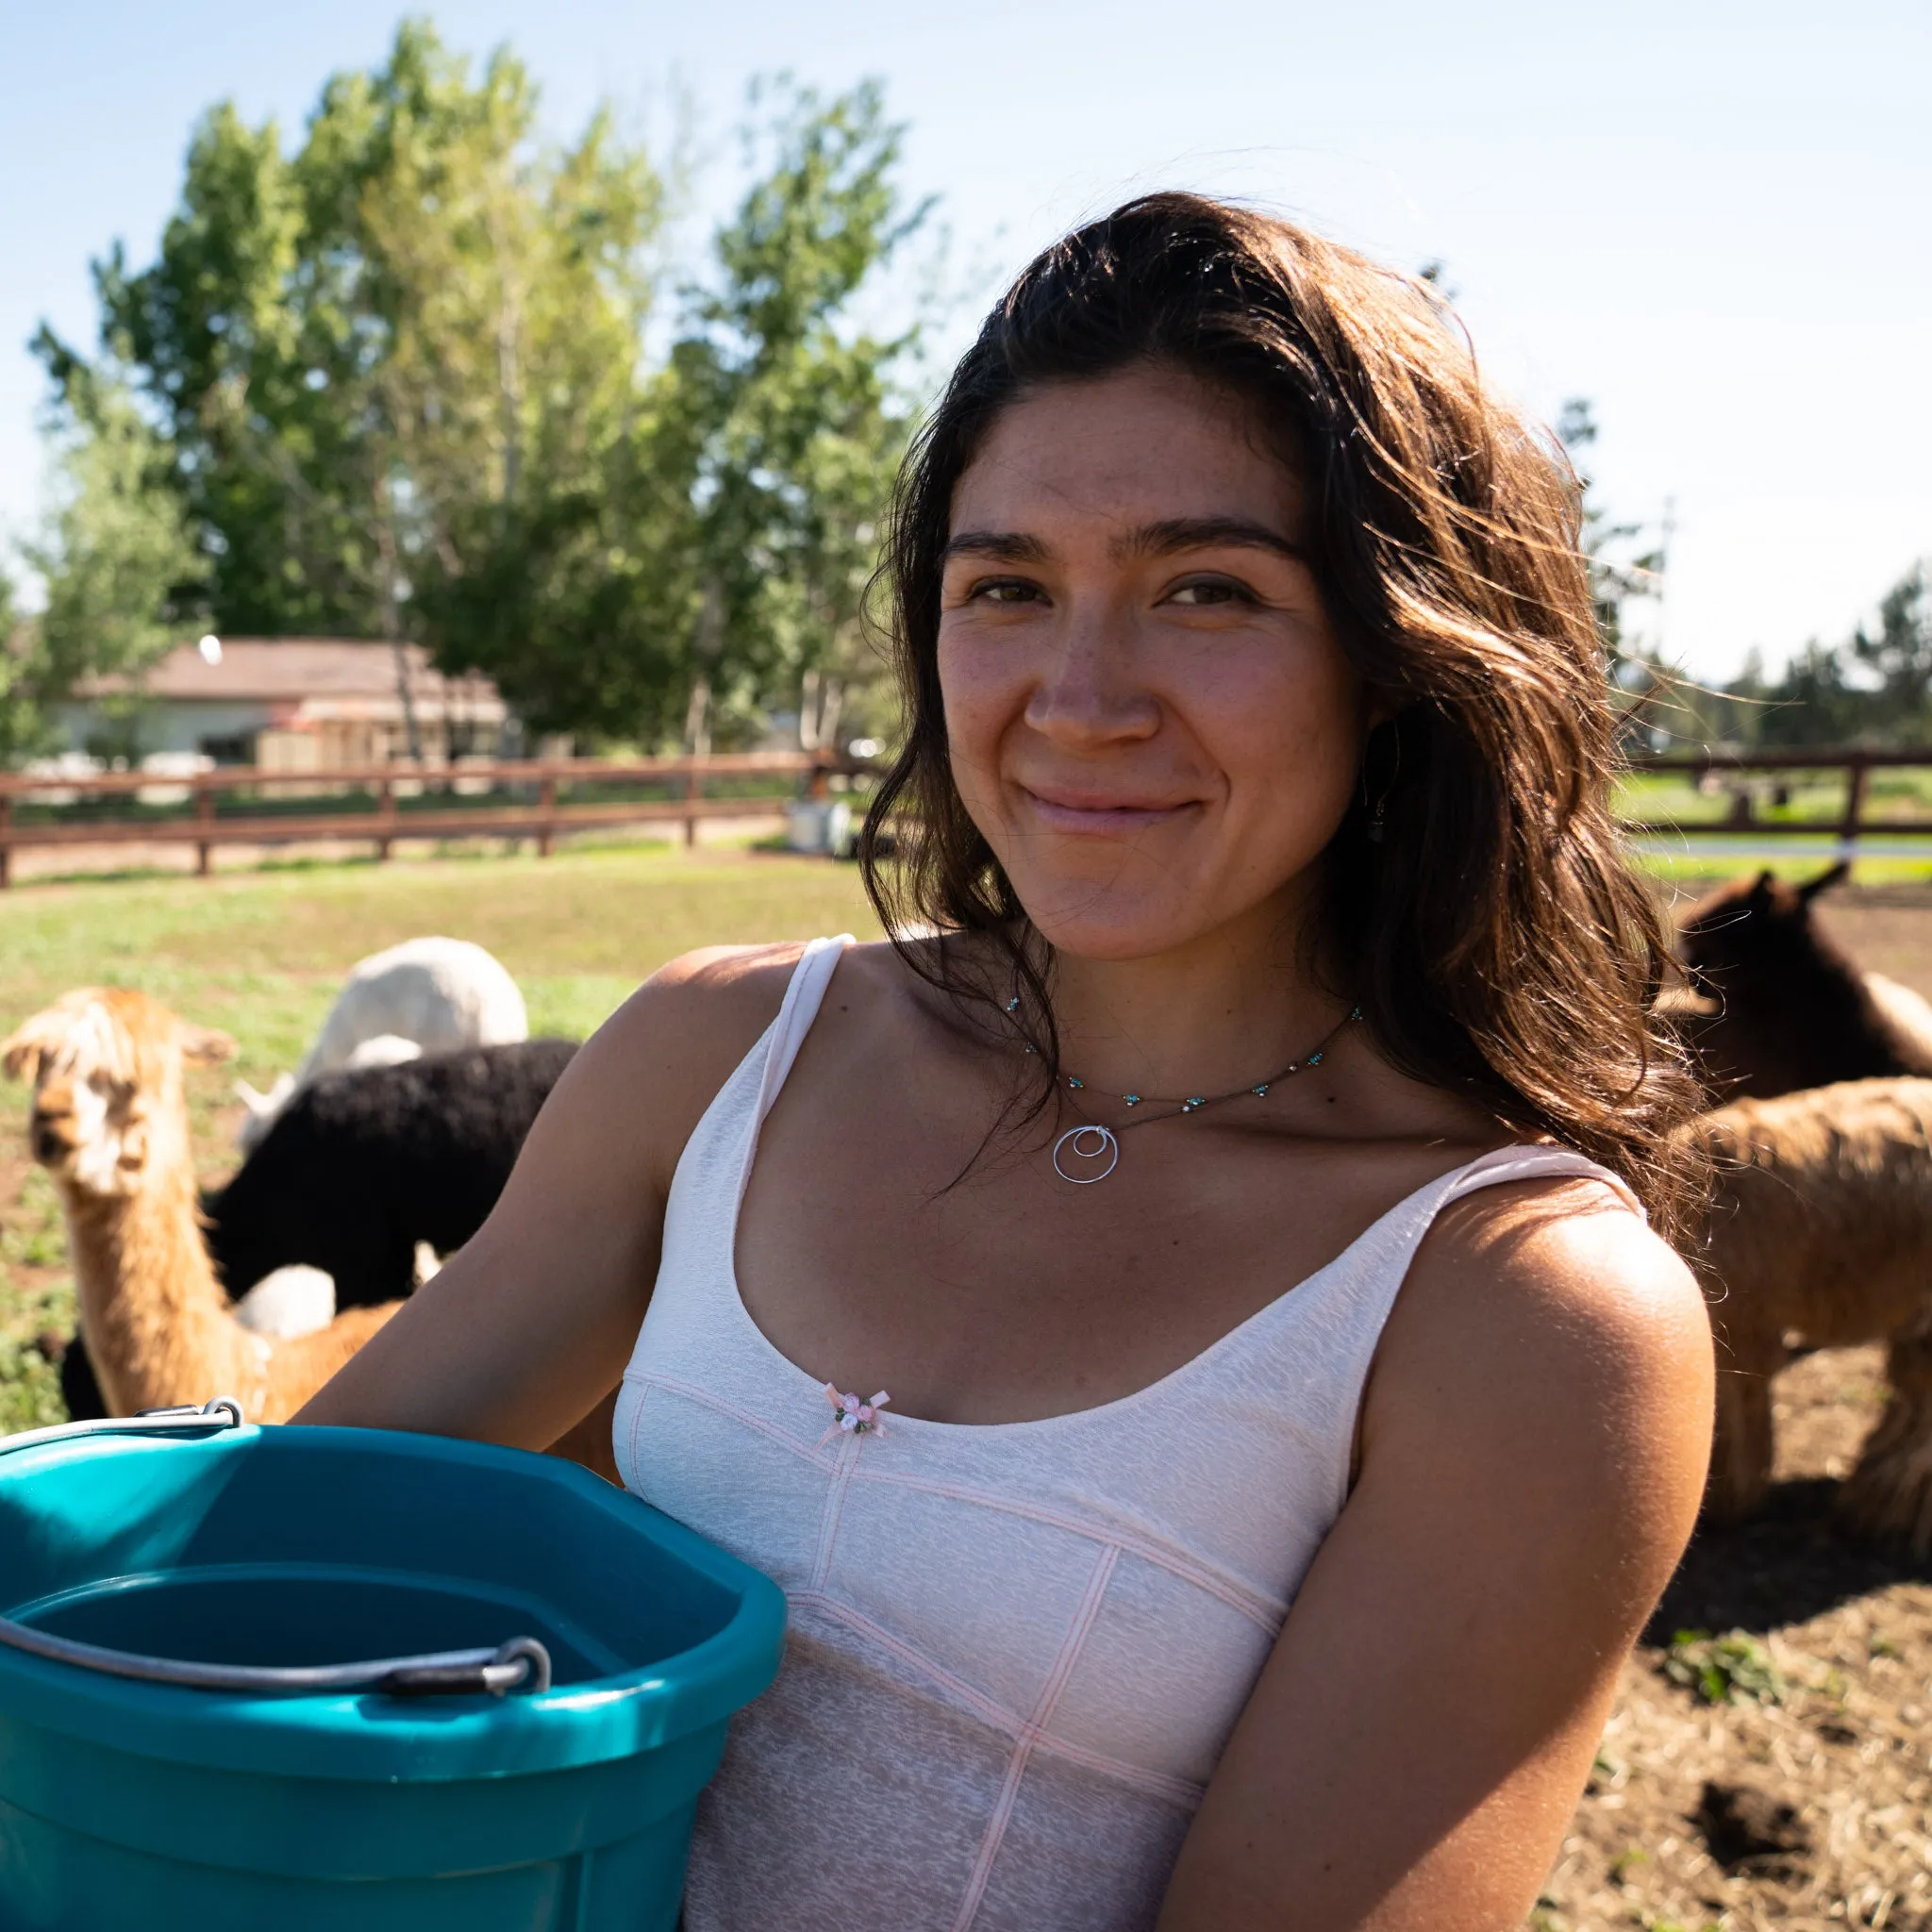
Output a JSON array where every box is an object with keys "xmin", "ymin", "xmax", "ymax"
[
  {"xmin": 1623, "ymin": 748, "xmax": 1932, "ymax": 845},
  {"xmin": 0, "ymin": 752, "xmax": 856, "ymax": 888},
  {"xmin": 4, "ymin": 744, "xmax": 1929, "ymax": 887}
]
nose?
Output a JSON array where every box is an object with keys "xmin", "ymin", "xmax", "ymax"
[{"xmin": 1023, "ymin": 605, "xmax": 1159, "ymax": 748}]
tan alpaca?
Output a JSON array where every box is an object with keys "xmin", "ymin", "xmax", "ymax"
[
  {"xmin": 1686, "ymin": 1076, "xmax": 1932, "ymax": 1552},
  {"xmin": 2, "ymin": 989, "xmax": 399, "ymax": 1423}
]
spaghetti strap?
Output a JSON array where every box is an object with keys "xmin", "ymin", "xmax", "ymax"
[
  {"xmin": 1438, "ymin": 1142, "xmax": 1647, "ymax": 1223},
  {"xmin": 748, "ymin": 935, "xmax": 854, "ymax": 1134}
]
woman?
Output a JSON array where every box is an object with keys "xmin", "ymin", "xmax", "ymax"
[{"xmin": 301, "ymin": 194, "xmax": 1715, "ymax": 1929}]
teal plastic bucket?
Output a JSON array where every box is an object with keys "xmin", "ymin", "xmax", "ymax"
[{"xmin": 0, "ymin": 1407, "xmax": 786, "ymax": 1930}]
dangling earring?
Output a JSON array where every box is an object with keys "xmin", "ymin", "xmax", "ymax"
[{"xmin": 1363, "ymin": 722, "xmax": 1399, "ymax": 845}]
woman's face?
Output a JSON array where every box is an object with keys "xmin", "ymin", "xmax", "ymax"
[{"xmin": 939, "ymin": 362, "xmax": 1374, "ymax": 962}]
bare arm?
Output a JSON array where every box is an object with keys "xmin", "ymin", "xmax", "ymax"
[
  {"xmin": 293, "ymin": 944, "xmax": 800, "ymax": 1446},
  {"xmin": 1158, "ymin": 1183, "xmax": 1714, "ymax": 1931}
]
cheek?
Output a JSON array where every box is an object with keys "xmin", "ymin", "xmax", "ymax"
[
  {"xmin": 1176, "ymin": 639, "xmax": 1365, "ymax": 791},
  {"xmin": 936, "ymin": 632, "xmax": 1021, "ymax": 780}
]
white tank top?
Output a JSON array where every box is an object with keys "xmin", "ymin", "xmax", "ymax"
[{"xmin": 613, "ymin": 937, "xmax": 1641, "ymax": 1931}]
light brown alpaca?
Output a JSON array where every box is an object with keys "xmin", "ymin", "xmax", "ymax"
[
  {"xmin": 2, "ymin": 988, "xmax": 399, "ymax": 1423},
  {"xmin": 1688, "ymin": 1076, "xmax": 1932, "ymax": 1552}
]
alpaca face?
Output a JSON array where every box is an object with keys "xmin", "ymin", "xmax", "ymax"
[
  {"xmin": 3, "ymin": 990, "xmax": 235, "ymax": 1198},
  {"xmin": 1675, "ymin": 863, "xmax": 1850, "ymax": 1002}
]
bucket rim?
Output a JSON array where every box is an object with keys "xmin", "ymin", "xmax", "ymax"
[{"xmin": 0, "ymin": 1424, "xmax": 787, "ymax": 1781}]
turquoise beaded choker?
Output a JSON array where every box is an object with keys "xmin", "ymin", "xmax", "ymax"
[{"xmin": 1003, "ymin": 998, "xmax": 1363, "ymax": 1184}]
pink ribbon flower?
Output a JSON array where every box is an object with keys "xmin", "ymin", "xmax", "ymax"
[{"xmin": 820, "ymin": 1383, "xmax": 891, "ymax": 1446}]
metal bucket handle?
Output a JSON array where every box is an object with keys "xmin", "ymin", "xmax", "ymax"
[{"xmin": 0, "ymin": 1399, "xmax": 552, "ymax": 1698}]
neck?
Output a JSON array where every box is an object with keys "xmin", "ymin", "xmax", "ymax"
[
  {"xmin": 1038, "ymin": 876, "xmax": 1347, "ymax": 1099},
  {"xmin": 58, "ymin": 1163, "xmax": 251, "ymax": 1416}
]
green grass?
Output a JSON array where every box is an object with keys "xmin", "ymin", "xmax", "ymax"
[
  {"xmin": 0, "ymin": 839, "xmax": 884, "ymax": 1433},
  {"xmin": 1617, "ymin": 766, "xmax": 1932, "ymax": 828}
]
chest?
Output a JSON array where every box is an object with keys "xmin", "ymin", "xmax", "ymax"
[{"xmin": 731, "ymin": 1043, "xmax": 1459, "ymax": 1425}]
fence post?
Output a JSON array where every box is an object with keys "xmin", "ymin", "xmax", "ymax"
[
  {"xmin": 0, "ymin": 794, "xmax": 11, "ymax": 891},
  {"xmin": 1840, "ymin": 754, "xmax": 1871, "ymax": 856},
  {"xmin": 194, "ymin": 782, "xmax": 215, "ymax": 877},
  {"xmin": 538, "ymin": 773, "xmax": 557, "ymax": 858},
  {"xmin": 684, "ymin": 759, "xmax": 702, "ymax": 849},
  {"xmin": 376, "ymin": 774, "xmax": 395, "ymax": 862}
]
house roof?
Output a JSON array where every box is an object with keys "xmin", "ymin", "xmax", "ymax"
[{"xmin": 77, "ymin": 639, "xmax": 501, "ymax": 707}]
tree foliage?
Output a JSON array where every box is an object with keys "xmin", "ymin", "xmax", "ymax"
[
  {"xmin": 38, "ymin": 21, "xmax": 662, "ymax": 655},
  {"xmin": 4, "ymin": 369, "xmax": 204, "ymax": 761},
  {"xmin": 418, "ymin": 75, "xmax": 926, "ymax": 748},
  {"xmin": 1555, "ymin": 398, "xmax": 1663, "ymax": 665},
  {"xmin": 34, "ymin": 25, "xmax": 924, "ymax": 754},
  {"xmin": 1624, "ymin": 562, "xmax": 1931, "ymax": 752}
]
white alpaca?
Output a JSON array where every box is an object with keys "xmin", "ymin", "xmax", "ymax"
[
  {"xmin": 1865, "ymin": 973, "xmax": 1932, "ymax": 1068},
  {"xmin": 232, "ymin": 1264, "xmax": 338, "ymax": 1338},
  {"xmin": 236, "ymin": 938, "xmax": 527, "ymax": 1149}
]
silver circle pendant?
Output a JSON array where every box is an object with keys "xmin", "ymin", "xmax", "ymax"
[{"xmin": 1052, "ymin": 1124, "xmax": 1120, "ymax": 1184}]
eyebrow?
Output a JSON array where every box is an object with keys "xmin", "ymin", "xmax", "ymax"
[
  {"xmin": 941, "ymin": 517, "xmax": 1308, "ymax": 567},
  {"xmin": 942, "ymin": 529, "xmax": 1051, "ymax": 564}
]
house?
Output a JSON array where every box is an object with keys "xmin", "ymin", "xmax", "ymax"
[{"xmin": 60, "ymin": 638, "xmax": 515, "ymax": 771}]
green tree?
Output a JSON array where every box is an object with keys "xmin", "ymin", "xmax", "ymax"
[
  {"xmin": 0, "ymin": 566, "xmax": 41, "ymax": 766},
  {"xmin": 5, "ymin": 370, "xmax": 204, "ymax": 763},
  {"xmin": 421, "ymin": 76, "xmax": 928, "ymax": 750},
  {"xmin": 37, "ymin": 19, "xmax": 664, "ymax": 679},
  {"xmin": 1849, "ymin": 562, "xmax": 1931, "ymax": 720},
  {"xmin": 38, "ymin": 33, "xmax": 926, "ymax": 748},
  {"xmin": 682, "ymin": 77, "xmax": 928, "ymax": 754},
  {"xmin": 1556, "ymin": 400, "xmax": 1675, "ymax": 753},
  {"xmin": 1555, "ymin": 399, "xmax": 1664, "ymax": 665}
]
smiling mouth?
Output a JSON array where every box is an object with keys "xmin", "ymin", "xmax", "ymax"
[{"xmin": 1018, "ymin": 786, "xmax": 1196, "ymax": 834}]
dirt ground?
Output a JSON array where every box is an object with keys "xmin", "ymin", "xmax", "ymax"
[{"xmin": 1537, "ymin": 882, "xmax": 1932, "ymax": 1931}]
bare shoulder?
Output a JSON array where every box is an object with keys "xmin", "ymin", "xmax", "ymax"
[
  {"xmin": 1411, "ymin": 1174, "xmax": 1710, "ymax": 1364},
  {"xmin": 1364, "ymin": 1174, "xmax": 1715, "ymax": 1555},
  {"xmin": 535, "ymin": 941, "xmax": 815, "ymax": 1194}
]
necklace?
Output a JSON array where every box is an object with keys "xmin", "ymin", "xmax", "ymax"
[{"xmin": 1002, "ymin": 998, "xmax": 1363, "ymax": 1184}]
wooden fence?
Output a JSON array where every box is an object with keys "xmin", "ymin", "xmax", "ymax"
[
  {"xmin": 3, "ymin": 743, "xmax": 1927, "ymax": 888},
  {"xmin": 1624, "ymin": 748, "xmax": 1932, "ymax": 844},
  {"xmin": 0, "ymin": 752, "xmax": 855, "ymax": 888}
]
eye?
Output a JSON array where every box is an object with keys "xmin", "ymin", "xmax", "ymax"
[
  {"xmin": 969, "ymin": 577, "xmax": 1044, "ymax": 606},
  {"xmin": 1167, "ymin": 575, "xmax": 1256, "ymax": 608}
]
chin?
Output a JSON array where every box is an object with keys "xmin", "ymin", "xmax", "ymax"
[{"xmin": 1015, "ymin": 886, "xmax": 1219, "ymax": 963}]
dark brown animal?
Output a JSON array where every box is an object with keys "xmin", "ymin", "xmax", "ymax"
[{"xmin": 1672, "ymin": 863, "xmax": 1932, "ymax": 1100}]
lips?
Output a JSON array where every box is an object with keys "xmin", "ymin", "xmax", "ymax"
[{"xmin": 1017, "ymin": 783, "xmax": 1197, "ymax": 835}]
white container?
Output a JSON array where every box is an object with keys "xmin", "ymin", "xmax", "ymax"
[{"xmin": 785, "ymin": 799, "xmax": 853, "ymax": 857}]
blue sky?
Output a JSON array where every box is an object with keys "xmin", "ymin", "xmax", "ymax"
[{"xmin": 2, "ymin": 0, "xmax": 1925, "ymax": 680}]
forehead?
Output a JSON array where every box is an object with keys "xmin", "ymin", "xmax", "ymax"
[
  {"xmin": 36, "ymin": 993, "xmax": 153, "ymax": 1083},
  {"xmin": 951, "ymin": 364, "xmax": 1306, "ymax": 543}
]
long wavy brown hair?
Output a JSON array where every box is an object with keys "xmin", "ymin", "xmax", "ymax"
[{"xmin": 859, "ymin": 192, "xmax": 1705, "ymax": 1241}]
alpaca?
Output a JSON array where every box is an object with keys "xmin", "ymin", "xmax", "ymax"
[
  {"xmin": 1685, "ymin": 1075, "xmax": 1932, "ymax": 1552},
  {"xmin": 3, "ymin": 989, "xmax": 400, "ymax": 1422},
  {"xmin": 55, "ymin": 1041, "xmax": 577, "ymax": 1422},
  {"xmin": 1672, "ymin": 864, "xmax": 1932, "ymax": 1100},
  {"xmin": 236, "ymin": 937, "xmax": 528, "ymax": 1150},
  {"xmin": 213, "ymin": 1040, "xmax": 580, "ymax": 1307}
]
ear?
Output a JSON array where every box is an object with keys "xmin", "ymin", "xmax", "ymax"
[
  {"xmin": 1, "ymin": 1015, "xmax": 58, "ymax": 1085},
  {"xmin": 1362, "ymin": 692, "xmax": 1406, "ymax": 735},
  {"xmin": 1799, "ymin": 860, "xmax": 1851, "ymax": 903},
  {"xmin": 181, "ymin": 1025, "xmax": 238, "ymax": 1066},
  {"xmin": 1747, "ymin": 869, "xmax": 1776, "ymax": 902}
]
